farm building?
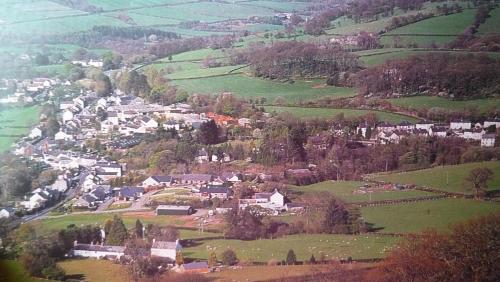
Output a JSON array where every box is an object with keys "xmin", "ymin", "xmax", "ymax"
[
  {"xmin": 178, "ymin": 261, "xmax": 210, "ymax": 274},
  {"xmin": 72, "ymin": 242, "xmax": 125, "ymax": 260},
  {"xmin": 156, "ymin": 205, "xmax": 193, "ymax": 216},
  {"xmin": 150, "ymin": 239, "xmax": 182, "ymax": 260}
]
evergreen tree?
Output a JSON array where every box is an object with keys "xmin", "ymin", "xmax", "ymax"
[
  {"xmin": 309, "ymin": 254, "xmax": 316, "ymax": 264},
  {"xmin": 176, "ymin": 251, "xmax": 184, "ymax": 265},
  {"xmin": 106, "ymin": 215, "xmax": 128, "ymax": 245},
  {"xmin": 135, "ymin": 219, "xmax": 143, "ymax": 238},
  {"xmin": 208, "ymin": 251, "xmax": 217, "ymax": 267},
  {"xmin": 286, "ymin": 249, "xmax": 297, "ymax": 265},
  {"xmin": 222, "ymin": 249, "xmax": 238, "ymax": 266}
]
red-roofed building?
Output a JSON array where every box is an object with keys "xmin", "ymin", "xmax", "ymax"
[{"xmin": 205, "ymin": 112, "xmax": 237, "ymax": 126}]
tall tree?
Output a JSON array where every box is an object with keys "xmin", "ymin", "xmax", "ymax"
[
  {"xmin": 198, "ymin": 120, "xmax": 220, "ymax": 145},
  {"xmin": 106, "ymin": 215, "xmax": 128, "ymax": 245},
  {"xmin": 464, "ymin": 167, "xmax": 493, "ymax": 198},
  {"xmin": 135, "ymin": 219, "xmax": 143, "ymax": 238},
  {"xmin": 286, "ymin": 249, "xmax": 297, "ymax": 265}
]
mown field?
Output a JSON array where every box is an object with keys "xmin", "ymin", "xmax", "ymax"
[
  {"xmin": 184, "ymin": 234, "xmax": 399, "ymax": 262},
  {"xmin": 380, "ymin": 9, "xmax": 477, "ymax": 46},
  {"xmin": 59, "ymin": 259, "xmax": 128, "ymax": 282},
  {"xmin": 369, "ymin": 161, "xmax": 500, "ymax": 195},
  {"xmin": 0, "ymin": 106, "xmax": 40, "ymax": 152},
  {"xmin": 388, "ymin": 96, "xmax": 500, "ymax": 113},
  {"xmin": 478, "ymin": 6, "xmax": 500, "ymax": 35},
  {"xmin": 290, "ymin": 181, "xmax": 438, "ymax": 203},
  {"xmin": 361, "ymin": 198, "xmax": 500, "ymax": 234},
  {"xmin": 174, "ymin": 75, "xmax": 357, "ymax": 101},
  {"xmin": 265, "ymin": 106, "xmax": 419, "ymax": 123}
]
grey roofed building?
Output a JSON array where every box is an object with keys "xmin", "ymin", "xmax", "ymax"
[
  {"xmin": 199, "ymin": 185, "xmax": 231, "ymax": 194},
  {"xmin": 181, "ymin": 261, "xmax": 209, "ymax": 271},
  {"xmin": 73, "ymin": 243, "xmax": 125, "ymax": 253},
  {"xmin": 152, "ymin": 240, "xmax": 178, "ymax": 249},
  {"xmin": 156, "ymin": 205, "xmax": 193, "ymax": 215},
  {"xmin": 151, "ymin": 175, "xmax": 174, "ymax": 183},
  {"xmin": 175, "ymin": 174, "xmax": 212, "ymax": 183},
  {"xmin": 115, "ymin": 186, "xmax": 144, "ymax": 200}
]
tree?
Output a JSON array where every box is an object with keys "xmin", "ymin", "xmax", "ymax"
[
  {"xmin": 117, "ymin": 70, "xmax": 150, "ymax": 97},
  {"xmin": 135, "ymin": 219, "xmax": 143, "ymax": 238},
  {"xmin": 198, "ymin": 120, "xmax": 220, "ymax": 145},
  {"xmin": 94, "ymin": 73, "xmax": 112, "ymax": 97},
  {"xmin": 106, "ymin": 215, "xmax": 128, "ymax": 245},
  {"xmin": 45, "ymin": 117, "xmax": 60, "ymax": 137},
  {"xmin": 464, "ymin": 167, "xmax": 493, "ymax": 198},
  {"xmin": 125, "ymin": 239, "xmax": 155, "ymax": 282},
  {"xmin": 208, "ymin": 251, "xmax": 217, "ymax": 267},
  {"xmin": 34, "ymin": 53, "xmax": 50, "ymax": 66},
  {"xmin": 309, "ymin": 254, "xmax": 316, "ymax": 265},
  {"xmin": 221, "ymin": 249, "xmax": 238, "ymax": 266},
  {"xmin": 176, "ymin": 251, "xmax": 184, "ymax": 265},
  {"xmin": 286, "ymin": 249, "xmax": 297, "ymax": 265}
]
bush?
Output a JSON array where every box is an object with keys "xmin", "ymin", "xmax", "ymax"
[{"xmin": 221, "ymin": 249, "xmax": 238, "ymax": 266}]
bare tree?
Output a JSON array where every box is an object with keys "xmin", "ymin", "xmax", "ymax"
[{"xmin": 464, "ymin": 167, "xmax": 493, "ymax": 198}]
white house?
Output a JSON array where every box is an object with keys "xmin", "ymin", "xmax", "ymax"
[
  {"xmin": 238, "ymin": 189, "xmax": 285, "ymax": 212},
  {"xmin": 463, "ymin": 129, "xmax": 483, "ymax": 141},
  {"xmin": 140, "ymin": 116, "xmax": 158, "ymax": 129},
  {"xmin": 62, "ymin": 110, "xmax": 74, "ymax": 123},
  {"xmin": 142, "ymin": 176, "xmax": 174, "ymax": 187},
  {"xmin": 481, "ymin": 134, "xmax": 496, "ymax": 147},
  {"xmin": 51, "ymin": 175, "xmax": 68, "ymax": 192},
  {"xmin": 55, "ymin": 130, "xmax": 74, "ymax": 141},
  {"xmin": 22, "ymin": 191, "xmax": 49, "ymax": 210},
  {"xmin": 416, "ymin": 122, "xmax": 434, "ymax": 132},
  {"xmin": 72, "ymin": 242, "xmax": 125, "ymax": 259},
  {"xmin": 0, "ymin": 207, "xmax": 14, "ymax": 219},
  {"xmin": 95, "ymin": 162, "xmax": 123, "ymax": 177},
  {"xmin": 29, "ymin": 127, "xmax": 42, "ymax": 139},
  {"xmin": 150, "ymin": 239, "xmax": 182, "ymax": 260},
  {"xmin": 450, "ymin": 119, "xmax": 471, "ymax": 130},
  {"xmin": 484, "ymin": 118, "xmax": 500, "ymax": 129},
  {"xmin": 396, "ymin": 121, "xmax": 415, "ymax": 131}
]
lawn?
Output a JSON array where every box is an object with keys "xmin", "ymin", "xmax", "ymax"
[
  {"xmin": 184, "ymin": 234, "xmax": 399, "ymax": 262},
  {"xmin": 206, "ymin": 265, "xmax": 341, "ymax": 281},
  {"xmin": 0, "ymin": 106, "xmax": 40, "ymax": 152},
  {"xmin": 265, "ymin": 106, "xmax": 419, "ymax": 123},
  {"xmin": 369, "ymin": 161, "xmax": 500, "ymax": 195},
  {"xmin": 167, "ymin": 64, "xmax": 249, "ymax": 80},
  {"xmin": 0, "ymin": 260, "xmax": 51, "ymax": 282},
  {"xmin": 290, "ymin": 181, "xmax": 438, "ymax": 203},
  {"xmin": 106, "ymin": 202, "xmax": 132, "ymax": 210},
  {"xmin": 174, "ymin": 75, "xmax": 357, "ymax": 101},
  {"xmin": 361, "ymin": 198, "xmax": 500, "ymax": 234},
  {"xmin": 388, "ymin": 96, "xmax": 500, "ymax": 113},
  {"xmin": 380, "ymin": 9, "xmax": 477, "ymax": 46},
  {"xmin": 59, "ymin": 259, "xmax": 129, "ymax": 282}
]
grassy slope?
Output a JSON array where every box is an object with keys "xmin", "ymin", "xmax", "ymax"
[
  {"xmin": 381, "ymin": 9, "xmax": 477, "ymax": 46},
  {"xmin": 369, "ymin": 161, "xmax": 500, "ymax": 194},
  {"xmin": 167, "ymin": 65, "xmax": 249, "ymax": 80},
  {"xmin": 174, "ymin": 75, "xmax": 356, "ymax": 101},
  {"xmin": 361, "ymin": 198, "xmax": 500, "ymax": 234},
  {"xmin": 290, "ymin": 181, "xmax": 437, "ymax": 203},
  {"xmin": 388, "ymin": 96, "xmax": 500, "ymax": 113},
  {"xmin": 478, "ymin": 7, "xmax": 500, "ymax": 35},
  {"xmin": 184, "ymin": 234, "xmax": 399, "ymax": 262},
  {"xmin": 59, "ymin": 259, "xmax": 128, "ymax": 282},
  {"xmin": 265, "ymin": 106, "xmax": 419, "ymax": 123},
  {"xmin": 0, "ymin": 260, "xmax": 51, "ymax": 282},
  {"xmin": 0, "ymin": 106, "xmax": 40, "ymax": 152}
]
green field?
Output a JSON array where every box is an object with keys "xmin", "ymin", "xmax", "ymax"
[
  {"xmin": 167, "ymin": 65, "xmax": 248, "ymax": 80},
  {"xmin": 0, "ymin": 106, "xmax": 40, "ymax": 152},
  {"xmin": 265, "ymin": 106, "xmax": 419, "ymax": 123},
  {"xmin": 184, "ymin": 234, "xmax": 399, "ymax": 262},
  {"xmin": 478, "ymin": 7, "xmax": 500, "ymax": 35},
  {"xmin": 361, "ymin": 198, "xmax": 500, "ymax": 234},
  {"xmin": 0, "ymin": 260, "xmax": 51, "ymax": 282},
  {"xmin": 381, "ymin": 9, "xmax": 477, "ymax": 46},
  {"xmin": 290, "ymin": 181, "xmax": 438, "ymax": 203},
  {"xmin": 59, "ymin": 259, "xmax": 128, "ymax": 282},
  {"xmin": 369, "ymin": 161, "xmax": 500, "ymax": 195},
  {"xmin": 174, "ymin": 75, "xmax": 357, "ymax": 101},
  {"xmin": 388, "ymin": 96, "xmax": 500, "ymax": 113}
]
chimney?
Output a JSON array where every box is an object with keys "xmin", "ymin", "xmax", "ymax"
[
  {"xmin": 152, "ymin": 238, "xmax": 156, "ymax": 244},
  {"xmin": 74, "ymin": 240, "xmax": 78, "ymax": 247}
]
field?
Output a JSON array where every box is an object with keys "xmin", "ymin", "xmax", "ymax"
[
  {"xmin": 290, "ymin": 181, "xmax": 437, "ymax": 203},
  {"xmin": 174, "ymin": 75, "xmax": 357, "ymax": 101},
  {"xmin": 0, "ymin": 260, "xmax": 51, "ymax": 282},
  {"xmin": 381, "ymin": 9, "xmax": 477, "ymax": 46},
  {"xmin": 167, "ymin": 65, "xmax": 249, "ymax": 80},
  {"xmin": 265, "ymin": 106, "xmax": 419, "ymax": 123},
  {"xmin": 361, "ymin": 198, "xmax": 500, "ymax": 234},
  {"xmin": 369, "ymin": 161, "xmax": 500, "ymax": 195},
  {"xmin": 478, "ymin": 7, "xmax": 500, "ymax": 35},
  {"xmin": 59, "ymin": 259, "xmax": 128, "ymax": 282},
  {"xmin": 184, "ymin": 234, "xmax": 399, "ymax": 262},
  {"xmin": 0, "ymin": 106, "xmax": 40, "ymax": 152},
  {"xmin": 388, "ymin": 96, "xmax": 500, "ymax": 113}
]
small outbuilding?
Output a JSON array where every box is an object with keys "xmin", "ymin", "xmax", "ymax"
[{"xmin": 156, "ymin": 205, "xmax": 193, "ymax": 216}]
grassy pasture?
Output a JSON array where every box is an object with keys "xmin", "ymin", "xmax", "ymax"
[
  {"xmin": 206, "ymin": 265, "xmax": 342, "ymax": 281},
  {"xmin": 369, "ymin": 161, "xmax": 500, "ymax": 195},
  {"xmin": 174, "ymin": 75, "xmax": 357, "ymax": 101},
  {"xmin": 265, "ymin": 106, "xmax": 419, "ymax": 123},
  {"xmin": 184, "ymin": 234, "xmax": 399, "ymax": 262},
  {"xmin": 0, "ymin": 106, "xmax": 40, "ymax": 152},
  {"xmin": 167, "ymin": 64, "xmax": 249, "ymax": 80},
  {"xmin": 381, "ymin": 9, "xmax": 477, "ymax": 46},
  {"xmin": 388, "ymin": 96, "xmax": 500, "ymax": 113},
  {"xmin": 59, "ymin": 259, "xmax": 128, "ymax": 282},
  {"xmin": 361, "ymin": 198, "xmax": 500, "ymax": 234},
  {"xmin": 478, "ymin": 7, "xmax": 500, "ymax": 35},
  {"xmin": 290, "ymin": 181, "xmax": 438, "ymax": 203}
]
